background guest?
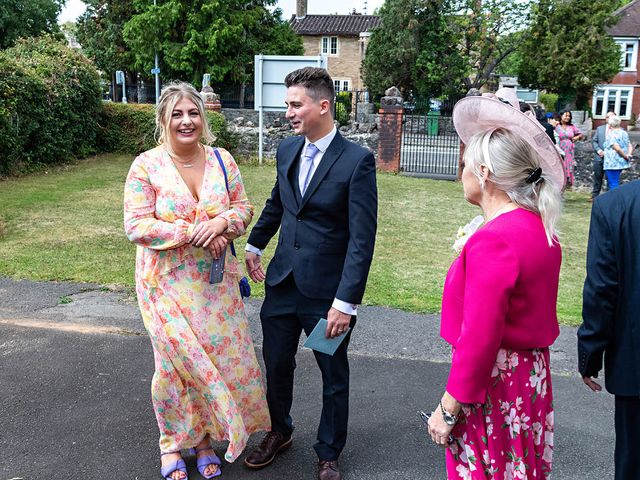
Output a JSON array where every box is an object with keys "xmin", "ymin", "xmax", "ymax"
[
  {"xmin": 555, "ymin": 109, "xmax": 584, "ymax": 187},
  {"xmin": 603, "ymin": 115, "xmax": 633, "ymax": 190},
  {"xmin": 591, "ymin": 111, "xmax": 616, "ymax": 201}
]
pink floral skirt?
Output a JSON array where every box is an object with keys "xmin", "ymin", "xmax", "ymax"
[{"xmin": 447, "ymin": 348, "xmax": 554, "ymax": 479}]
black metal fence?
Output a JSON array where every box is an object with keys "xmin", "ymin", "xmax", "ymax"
[{"xmin": 400, "ymin": 97, "xmax": 462, "ymax": 179}]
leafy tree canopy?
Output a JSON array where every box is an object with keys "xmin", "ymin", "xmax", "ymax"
[
  {"xmin": 76, "ymin": 0, "xmax": 137, "ymax": 75},
  {"xmin": 0, "ymin": 0, "xmax": 64, "ymax": 49},
  {"xmin": 123, "ymin": 0, "xmax": 303, "ymax": 86},
  {"xmin": 450, "ymin": 0, "xmax": 534, "ymax": 90},
  {"xmin": 362, "ymin": 0, "xmax": 466, "ymax": 99},
  {"xmin": 517, "ymin": 0, "xmax": 623, "ymax": 107}
]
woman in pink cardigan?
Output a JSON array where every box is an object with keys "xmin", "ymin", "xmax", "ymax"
[{"xmin": 426, "ymin": 89, "xmax": 565, "ymax": 479}]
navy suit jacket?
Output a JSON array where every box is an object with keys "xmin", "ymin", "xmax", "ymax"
[
  {"xmin": 578, "ymin": 180, "xmax": 640, "ymax": 395},
  {"xmin": 247, "ymin": 132, "xmax": 377, "ymax": 303}
]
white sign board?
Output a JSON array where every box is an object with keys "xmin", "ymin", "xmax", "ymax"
[{"xmin": 254, "ymin": 55, "xmax": 328, "ymax": 163}]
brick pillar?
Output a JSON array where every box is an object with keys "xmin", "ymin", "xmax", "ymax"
[{"xmin": 376, "ymin": 87, "xmax": 404, "ymax": 172}]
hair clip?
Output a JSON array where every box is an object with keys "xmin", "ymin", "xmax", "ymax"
[{"xmin": 525, "ymin": 167, "xmax": 543, "ymax": 184}]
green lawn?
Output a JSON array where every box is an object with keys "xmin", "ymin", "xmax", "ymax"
[{"xmin": 0, "ymin": 154, "xmax": 591, "ymax": 325}]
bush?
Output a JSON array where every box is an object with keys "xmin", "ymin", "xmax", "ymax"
[
  {"xmin": 96, "ymin": 103, "xmax": 237, "ymax": 155},
  {"xmin": 0, "ymin": 35, "xmax": 102, "ymax": 175},
  {"xmin": 335, "ymin": 92, "xmax": 352, "ymax": 126},
  {"xmin": 539, "ymin": 93, "xmax": 559, "ymax": 113}
]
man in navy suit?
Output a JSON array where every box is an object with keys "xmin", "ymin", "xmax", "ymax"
[
  {"xmin": 590, "ymin": 111, "xmax": 615, "ymax": 201},
  {"xmin": 578, "ymin": 179, "xmax": 640, "ymax": 479},
  {"xmin": 243, "ymin": 67, "xmax": 377, "ymax": 480}
]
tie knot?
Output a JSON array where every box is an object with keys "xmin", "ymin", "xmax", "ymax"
[{"xmin": 304, "ymin": 143, "xmax": 319, "ymax": 160}]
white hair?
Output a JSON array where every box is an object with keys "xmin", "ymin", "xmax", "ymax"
[
  {"xmin": 607, "ymin": 115, "xmax": 621, "ymax": 128},
  {"xmin": 464, "ymin": 128, "xmax": 562, "ymax": 246}
]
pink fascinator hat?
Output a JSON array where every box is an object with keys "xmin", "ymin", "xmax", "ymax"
[{"xmin": 452, "ymin": 87, "xmax": 565, "ymax": 189}]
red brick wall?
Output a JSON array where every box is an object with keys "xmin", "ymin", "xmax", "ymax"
[{"xmin": 376, "ymin": 105, "xmax": 403, "ymax": 172}]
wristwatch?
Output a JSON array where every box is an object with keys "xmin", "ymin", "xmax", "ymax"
[{"xmin": 439, "ymin": 401, "xmax": 458, "ymax": 426}]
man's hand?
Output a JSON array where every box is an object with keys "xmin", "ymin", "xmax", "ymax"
[
  {"xmin": 597, "ymin": 150, "xmax": 604, "ymax": 158},
  {"xmin": 583, "ymin": 376, "xmax": 602, "ymax": 392},
  {"xmin": 245, "ymin": 251, "xmax": 265, "ymax": 283},
  {"xmin": 325, "ymin": 307, "xmax": 351, "ymax": 338}
]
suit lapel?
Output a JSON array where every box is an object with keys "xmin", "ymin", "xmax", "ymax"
[
  {"xmin": 298, "ymin": 132, "xmax": 345, "ymax": 212},
  {"xmin": 282, "ymin": 137, "xmax": 305, "ymax": 208}
]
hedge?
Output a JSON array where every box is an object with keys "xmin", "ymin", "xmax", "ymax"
[
  {"xmin": 96, "ymin": 103, "xmax": 237, "ymax": 156},
  {"xmin": 0, "ymin": 35, "xmax": 236, "ymax": 176},
  {"xmin": 0, "ymin": 35, "xmax": 102, "ymax": 175}
]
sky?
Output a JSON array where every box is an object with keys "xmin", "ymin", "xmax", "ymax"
[{"xmin": 57, "ymin": 0, "xmax": 385, "ymax": 24}]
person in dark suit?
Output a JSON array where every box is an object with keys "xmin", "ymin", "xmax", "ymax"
[
  {"xmin": 242, "ymin": 67, "xmax": 377, "ymax": 480},
  {"xmin": 590, "ymin": 111, "xmax": 615, "ymax": 201},
  {"xmin": 578, "ymin": 179, "xmax": 640, "ymax": 480}
]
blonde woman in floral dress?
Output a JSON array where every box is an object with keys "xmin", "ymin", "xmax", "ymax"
[
  {"xmin": 426, "ymin": 89, "xmax": 564, "ymax": 479},
  {"xmin": 124, "ymin": 82, "xmax": 270, "ymax": 480}
]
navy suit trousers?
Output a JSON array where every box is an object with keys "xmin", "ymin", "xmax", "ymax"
[
  {"xmin": 615, "ymin": 395, "xmax": 640, "ymax": 480},
  {"xmin": 260, "ymin": 274, "xmax": 356, "ymax": 461}
]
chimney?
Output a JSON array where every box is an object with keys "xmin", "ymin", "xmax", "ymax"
[{"xmin": 296, "ymin": 0, "xmax": 307, "ymax": 19}]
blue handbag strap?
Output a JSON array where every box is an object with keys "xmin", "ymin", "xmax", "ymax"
[{"xmin": 213, "ymin": 148, "xmax": 237, "ymax": 258}]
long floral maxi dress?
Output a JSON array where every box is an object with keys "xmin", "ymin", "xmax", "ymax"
[
  {"xmin": 555, "ymin": 124, "xmax": 581, "ymax": 185},
  {"xmin": 446, "ymin": 348, "xmax": 554, "ymax": 479},
  {"xmin": 124, "ymin": 145, "xmax": 271, "ymax": 462}
]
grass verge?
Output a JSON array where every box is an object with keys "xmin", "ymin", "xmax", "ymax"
[{"xmin": 0, "ymin": 154, "xmax": 590, "ymax": 325}]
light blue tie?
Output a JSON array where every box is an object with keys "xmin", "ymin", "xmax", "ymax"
[{"xmin": 299, "ymin": 143, "xmax": 319, "ymax": 196}]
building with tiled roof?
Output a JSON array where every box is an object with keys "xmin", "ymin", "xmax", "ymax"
[
  {"xmin": 289, "ymin": 1, "xmax": 380, "ymax": 92},
  {"xmin": 592, "ymin": 0, "xmax": 640, "ymax": 127}
]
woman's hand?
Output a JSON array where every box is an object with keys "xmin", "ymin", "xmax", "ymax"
[
  {"xmin": 427, "ymin": 391, "xmax": 461, "ymax": 447},
  {"xmin": 206, "ymin": 235, "xmax": 228, "ymax": 259},
  {"xmin": 190, "ymin": 218, "xmax": 228, "ymax": 248},
  {"xmin": 427, "ymin": 407, "xmax": 455, "ymax": 447}
]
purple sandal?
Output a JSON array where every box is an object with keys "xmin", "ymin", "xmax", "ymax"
[
  {"xmin": 195, "ymin": 445, "xmax": 222, "ymax": 478},
  {"xmin": 160, "ymin": 452, "xmax": 188, "ymax": 480}
]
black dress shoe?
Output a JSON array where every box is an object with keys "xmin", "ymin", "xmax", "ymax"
[
  {"xmin": 317, "ymin": 460, "xmax": 342, "ymax": 480},
  {"xmin": 244, "ymin": 431, "xmax": 292, "ymax": 469}
]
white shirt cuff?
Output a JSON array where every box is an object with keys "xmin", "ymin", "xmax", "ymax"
[
  {"xmin": 333, "ymin": 298, "xmax": 358, "ymax": 316},
  {"xmin": 245, "ymin": 243, "xmax": 263, "ymax": 256}
]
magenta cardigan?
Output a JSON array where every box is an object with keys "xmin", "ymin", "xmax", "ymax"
[{"xmin": 441, "ymin": 208, "xmax": 561, "ymax": 404}]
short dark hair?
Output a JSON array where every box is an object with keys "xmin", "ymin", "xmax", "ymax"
[{"xmin": 284, "ymin": 67, "xmax": 335, "ymax": 107}]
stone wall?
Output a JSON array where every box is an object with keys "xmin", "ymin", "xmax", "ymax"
[
  {"xmin": 223, "ymin": 108, "xmax": 379, "ymax": 159},
  {"xmin": 573, "ymin": 131, "xmax": 640, "ymax": 190}
]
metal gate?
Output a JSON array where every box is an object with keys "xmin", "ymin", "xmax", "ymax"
[{"xmin": 400, "ymin": 99, "xmax": 461, "ymax": 179}]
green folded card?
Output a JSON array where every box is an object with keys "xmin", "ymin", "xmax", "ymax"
[{"xmin": 303, "ymin": 318, "xmax": 351, "ymax": 356}]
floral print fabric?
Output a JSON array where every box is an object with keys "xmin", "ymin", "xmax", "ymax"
[
  {"xmin": 555, "ymin": 124, "xmax": 581, "ymax": 185},
  {"xmin": 603, "ymin": 129, "xmax": 631, "ymax": 171},
  {"xmin": 124, "ymin": 145, "xmax": 271, "ymax": 462},
  {"xmin": 447, "ymin": 348, "xmax": 554, "ymax": 479}
]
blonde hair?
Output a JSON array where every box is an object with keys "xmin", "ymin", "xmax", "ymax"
[
  {"xmin": 155, "ymin": 81, "xmax": 215, "ymax": 155},
  {"xmin": 464, "ymin": 128, "xmax": 562, "ymax": 246}
]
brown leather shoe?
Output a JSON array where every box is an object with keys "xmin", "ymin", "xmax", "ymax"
[
  {"xmin": 244, "ymin": 431, "xmax": 292, "ymax": 469},
  {"xmin": 317, "ymin": 460, "xmax": 342, "ymax": 480}
]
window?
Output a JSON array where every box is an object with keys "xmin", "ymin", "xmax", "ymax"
[
  {"xmin": 592, "ymin": 87, "xmax": 634, "ymax": 119},
  {"xmin": 616, "ymin": 39, "xmax": 638, "ymax": 71},
  {"xmin": 321, "ymin": 36, "xmax": 338, "ymax": 55},
  {"xmin": 333, "ymin": 79, "xmax": 351, "ymax": 92}
]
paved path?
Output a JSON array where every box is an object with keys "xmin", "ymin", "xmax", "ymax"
[{"xmin": 0, "ymin": 277, "xmax": 614, "ymax": 479}]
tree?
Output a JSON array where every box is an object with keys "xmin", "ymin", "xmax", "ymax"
[
  {"xmin": 0, "ymin": 0, "xmax": 64, "ymax": 49},
  {"xmin": 362, "ymin": 0, "xmax": 466, "ymax": 99},
  {"xmin": 122, "ymin": 0, "xmax": 303, "ymax": 87},
  {"xmin": 450, "ymin": 0, "xmax": 534, "ymax": 90},
  {"xmin": 76, "ymin": 0, "xmax": 137, "ymax": 80},
  {"xmin": 517, "ymin": 0, "xmax": 623, "ymax": 108}
]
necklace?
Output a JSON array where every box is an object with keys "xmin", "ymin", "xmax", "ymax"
[{"xmin": 172, "ymin": 145, "xmax": 203, "ymax": 168}]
